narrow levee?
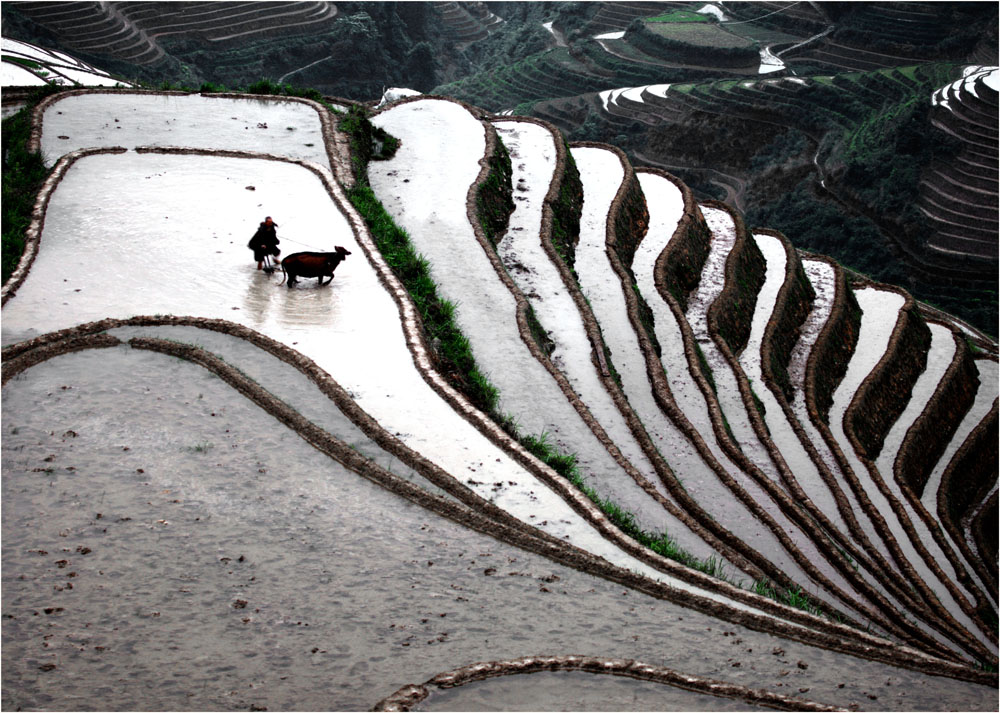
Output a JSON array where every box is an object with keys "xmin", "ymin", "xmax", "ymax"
[{"xmin": 827, "ymin": 288, "xmax": 991, "ymax": 655}]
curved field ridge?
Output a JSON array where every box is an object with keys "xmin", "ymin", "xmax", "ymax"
[
  {"xmin": 1, "ymin": 88, "xmax": 998, "ymax": 710},
  {"xmin": 373, "ymin": 655, "xmax": 844, "ymax": 711},
  {"xmin": 1, "ymin": 37, "xmax": 134, "ymax": 88},
  {"xmin": 488, "ymin": 119, "xmax": 723, "ymax": 564}
]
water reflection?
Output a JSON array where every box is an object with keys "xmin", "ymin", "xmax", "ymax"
[
  {"xmin": 275, "ymin": 276, "xmax": 342, "ymax": 330},
  {"xmin": 241, "ymin": 267, "xmax": 279, "ymax": 326}
]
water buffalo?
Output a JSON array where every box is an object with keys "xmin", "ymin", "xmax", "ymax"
[{"xmin": 279, "ymin": 247, "xmax": 352, "ymax": 287}]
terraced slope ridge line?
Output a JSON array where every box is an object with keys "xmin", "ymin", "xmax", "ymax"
[{"xmin": 1, "ymin": 87, "xmax": 997, "ymax": 711}]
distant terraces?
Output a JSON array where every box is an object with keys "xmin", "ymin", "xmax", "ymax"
[
  {"xmin": 591, "ymin": 61, "xmax": 998, "ymax": 282},
  {"xmin": 13, "ymin": 1, "xmax": 164, "ymax": 64},
  {"xmin": 430, "ymin": 1, "xmax": 503, "ymax": 45},
  {"xmin": 578, "ymin": 1, "xmax": 682, "ymax": 36},
  {"xmin": 924, "ymin": 67, "xmax": 999, "ymax": 261},
  {"xmin": 10, "ymin": 1, "xmax": 338, "ymax": 65}
]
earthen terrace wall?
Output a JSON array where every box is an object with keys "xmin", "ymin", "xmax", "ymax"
[
  {"xmin": 750, "ymin": 245, "xmax": 941, "ymax": 646},
  {"xmin": 634, "ymin": 172, "xmax": 927, "ymax": 638},
  {"xmin": 836, "ymin": 287, "xmax": 995, "ymax": 658},
  {"xmin": 705, "ymin": 199, "xmax": 766, "ymax": 357},
  {"xmin": 807, "ymin": 265, "xmax": 862, "ymax": 424},
  {"xmin": 494, "ymin": 122, "xmax": 756, "ymax": 579},
  {"xmin": 655, "ymin": 184, "xmax": 711, "ymax": 312},
  {"xmin": 758, "ymin": 228, "xmax": 816, "ymax": 403},
  {"xmin": 684, "ymin": 203, "xmax": 952, "ymax": 650},
  {"xmin": 894, "ymin": 331, "xmax": 980, "ymax": 499},
  {"xmin": 845, "ymin": 289, "xmax": 932, "ymax": 460},
  {"xmin": 374, "ymin": 655, "xmax": 844, "ymax": 712},
  {"xmin": 938, "ymin": 404, "xmax": 999, "ymax": 592}
]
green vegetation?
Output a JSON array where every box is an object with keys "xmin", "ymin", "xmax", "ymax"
[
  {"xmin": 645, "ymin": 10, "xmax": 710, "ymax": 24},
  {"xmin": 3, "ymin": 55, "xmax": 42, "ymax": 69},
  {"xmin": 550, "ymin": 140, "xmax": 583, "ymax": 270},
  {"xmin": 346, "ymin": 183, "xmax": 500, "ymax": 415},
  {"xmin": 626, "ymin": 18, "xmax": 759, "ymax": 67},
  {"xmin": 710, "ymin": 227, "xmax": 766, "ymax": 356},
  {"xmin": 2, "ymin": 86, "xmax": 61, "ymax": 283},
  {"xmin": 753, "ymin": 579, "xmax": 823, "ymax": 617},
  {"xmin": 525, "ymin": 306, "xmax": 556, "ymax": 356},
  {"xmin": 519, "ymin": 431, "xmax": 735, "ymax": 584},
  {"xmin": 641, "ymin": 20, "xmax": 751, "ymax": 49},
  {"xmin": 339, "ymin": 104, "xmax": 400, "ymax": 184},
  {"xmin": 694, "ymin": 342, "xmax": 717, "ymax": 395},
  {"xmin": 159, "ymin": 76, "xmax": 330, "ymax": 105},
  {"xmin": 476, "ymin": 134, "xmax": 514, "ymax": 248}
]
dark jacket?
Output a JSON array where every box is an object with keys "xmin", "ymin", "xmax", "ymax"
[{"xmin": 248, "ymin": 222, "xmax": 280, "ymax": 261}]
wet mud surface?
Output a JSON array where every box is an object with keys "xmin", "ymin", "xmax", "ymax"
[
  {"xmin": 4, "ymin": 346, "xmax": 996, "ymax": 711},
  {"xmin": 39, "ymin": 93, "xmax": 328, "ymax": 167},
  {"xmin": 3, "ymin": 90, "xmax": 997, "ymax": 711}
]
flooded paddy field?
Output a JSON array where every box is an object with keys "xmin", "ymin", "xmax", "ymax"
[
  {"xmin": 2, "ymin": 88, "xmax": 996, "ymax": 710},
  {"xmin": 39, "ymin": 92, "xmax": 328, "ymax": 167}
]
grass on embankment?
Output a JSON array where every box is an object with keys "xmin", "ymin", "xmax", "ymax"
[
  {"xmin": 2, "ymin": 86, "xmax": 62, "ymax": 284},
  {"xmin": 339, "ymin": 106, "xmax": 845, "ymax": 620},
  {"xmin": 646, "ymin": 10, "xmax": 711, "ymax": 24},
  {"xmin": 1, "ymin": 80, "xmax": 834, "ymax": 620},
  {"xmin": 339, "ymin": 106, "xmax": 747, "ymax": 582}
]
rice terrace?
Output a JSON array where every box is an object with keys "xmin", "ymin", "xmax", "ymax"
[{"xmin": 1, "ymin": 1, "xmax": 997, "ymax": 711}]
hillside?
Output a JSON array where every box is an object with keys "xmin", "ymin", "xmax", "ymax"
[
  {"xmin": 432, "ymin": 2, "xmax": 998, "ymax": 335},
  {"xmin": 2, "ymin": 77, "xmax": 997, "ymax": 710},
  {"xmin": 3, "ymin": 1, "xmax": 996, "ymax": 337},
  {"xmin": 2, "ymin": 4, "xmax": 998, "ymax": 711}
]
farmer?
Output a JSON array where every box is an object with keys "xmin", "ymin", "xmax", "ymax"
[{"xmin": 248, "ymin": 216, "xmax": 281, "ymax": 270}]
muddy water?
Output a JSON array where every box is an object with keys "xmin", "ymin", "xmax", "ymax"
[
  {"xmin": 829, "ymin": 289, "xmax": 986, "ymax": 650},
  {"xmin": 490, "ymin": 120, "xmax": 717, "ymax": 558},
  {"xmin": 105, "ymin": 324, "xmax": 451, "ymax": 502},
  {"xmin": 3, "ymin": 346, "xmax": 996, "ymax": 711},
  {"xmin": 3, "ymin": 141, "xmax": 779, "ymax": 609},
  {"xmin": 39, "ymin": 93, "xmax": 329, "ymax": 168},
  {"xmin": 0, "ymin": 152, "xmax": 358, "ymax": 345},
  {"xmin": 368, "ymin": 102, "xmax": 716, "ymax": 561}
]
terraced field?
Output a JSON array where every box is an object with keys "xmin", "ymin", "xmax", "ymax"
[
  {"xmin": 8, "ymin": 1, "xmax": 338, "ymax": 66},
  {"xmin": 1, "ymin": 37, "xmax": 134, "ymax": 91},
  {"xmin": 4, "ymin": 1, "xmax": 994, "ymax": 333},
  {"xmin": 424, "ymin": 2, "xmax": 999, "ymax": 337},
  {"xmin": 2, "ymin": 87, "xmax": 996, "ymax": 710},
  {"xmin": 589, "ymin": 59, "xmax": 998, "ymax": 333}
]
